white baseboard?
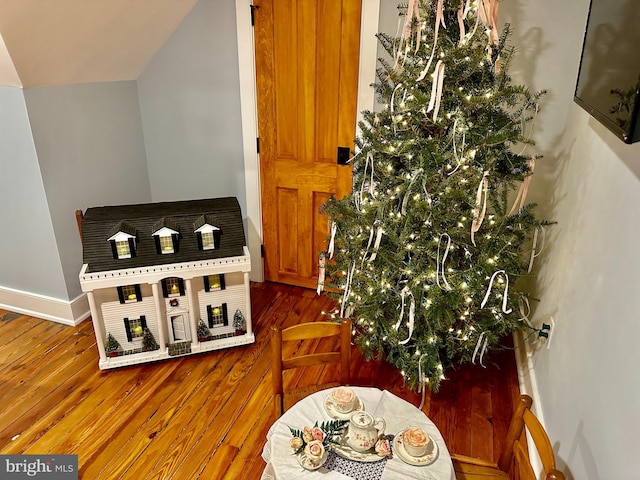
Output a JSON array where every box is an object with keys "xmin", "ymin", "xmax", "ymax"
[{"xmin": 0, "ymin": 285, "xmax": 90, "ymax": 326}]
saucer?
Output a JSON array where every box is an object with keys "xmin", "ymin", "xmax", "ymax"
[
  {"xmin": 297, "ymin": 449, "xmax": 328, "ymax": 470},
  {"xmin": 323, "ymin": 394, "xmax": 364, "ymax": 420},
  {"xmin": 393, "ymin": 428, "xmax": 439, "ymax": 466},
  {"xmin": 331, "ymin": 438, "xmax": 386, "ymax": 463}
]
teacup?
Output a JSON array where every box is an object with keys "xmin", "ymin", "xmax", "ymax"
[
  {"xmin": 331, "ymin": 386, "xmax": 356, "ymax": 414},
  {"xmin": 403, "ymin": 427, "xmax": 430, "ymax": 457}
]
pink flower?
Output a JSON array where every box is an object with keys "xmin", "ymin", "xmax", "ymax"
[
  {"xmin": 375, "ymin": 438, "xmax": 392, "ymax": 457},
  {"xmin": 302, "ymin": 426, "xmax": 313, "ymax": 443},
  {"xmin": 332, "ymin": 386, "xmax": 355, "ymax": 403},
  {"xmin": 404, "ymin": 427, "xmax": 429, "ymax": 448},
  {"xmin": 304, "ymin": 440, "xmax": 325, "ymax": 460},
  {"xmin": 311, "ymin": 426, "xmax": 326, "ymax": 442}
]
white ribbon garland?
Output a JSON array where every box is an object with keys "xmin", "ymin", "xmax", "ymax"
[
  {"xmin": 404, "ymin": 0, "xmax": 422, "ymax": 53},
  {"xmin": 401, "ymin": 168, "xmax": 422, "ymax": 215},
  {"xmin": 361, "ymin": 225, "xmax": 375, "ymax": 268},
  {"xmin": 436, "ymin": 233, "xmax": 452, "ymax": 290},
  {"xmin": 426, "ymin": 60, "xmax": 446, "ymax": 121},
  {"xmin": 477, "ymin": 0, "xmax": 501, "ymax": 71},
  {"xmin": 394, "ymin": 286, "xmax": 416, "ymax": 345},
  {"xmin": 339, "ymin": 261, "xmax": 356, "ymax": 318},
  {"xmin": 471, "ymin": 171, "xmax": 489, "ymax": 246},
  {"xmin": 367, "ymin": 225, "xmax": 384, "ymax": 262},
  {"xmin": 316, "ymin": 252, "xmax": 326, "ymax": 295},
  {"xmin": 527, "ymin": 226, "xmax": 546, "ymax": 273},
  {"xmin": 508, "ymin": 157, "xmax": 535, "ymax": 216},
  {"xmin": 472, "ymin": 331, "xmax": 489, "ymax": 366},
  {"xmin": 416, "ymin": 0, "xmax": 446, "ymax": 82},
  {"xmin": 327, "ymin": 221, "xmax": 337, "ymax": 259},
  {"xmin": 457, "ymin": 4, "xmax": 467, "ymax": 46},
  {"xmin": 356, "ymin": 152, "xmax": 376, "ymax": 212},
  {"xmin": 449, "ymin": 118, "xmax": 465, "ymax": 176},
  {"xmin": 395, "ymin": 287, "xmax": 416, "ymax": 345},
  {"xmin": 418, "ymin": 353, "xmax": 429, "ymax": 410},
  {"xmin": 518, "ymin": 295, "xmax": 533, "ymax": 328},
  {"xmin": 480, "ymin": 270, "xmax": 513, "ymax": 314}
]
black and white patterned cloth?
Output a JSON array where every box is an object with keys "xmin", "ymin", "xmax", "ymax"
[
  {"xmin": 323, "ymin": 436, "xmax": 394, "ymax": 480},
  {"xmin": 324, "ymin": 452, "xmax": 388, "ymax": 480}
]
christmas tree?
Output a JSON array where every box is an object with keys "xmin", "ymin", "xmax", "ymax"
[
  {"xmin": 197, "ymin": 319, "xmax": 211, "ymax": 340},
  {"xmin": 142, "ymin": 328, "xmax": 159, "ymax": 351},
  {"xmin": 233, "ymin": 309, "xmax": 246, "ymax": 333},
  {"xmin": 320, "ymin": 0, "xmax": 552, "ymax": 392}
]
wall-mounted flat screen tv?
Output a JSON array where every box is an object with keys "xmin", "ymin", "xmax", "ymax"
[{"xmin": 574, "ymin": 0, "xmax": 640, "ymax": 144}]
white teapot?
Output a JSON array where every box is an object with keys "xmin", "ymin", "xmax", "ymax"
[{"xmin": 344, "ymin": 411, "xmax": 386, "ymax": 453}]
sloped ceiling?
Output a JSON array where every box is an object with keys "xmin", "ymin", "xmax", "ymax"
[{"xmin": 0, "ymin": 0, "xmax": 198, "ymax": 88}]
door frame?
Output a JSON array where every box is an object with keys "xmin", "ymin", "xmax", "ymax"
[{"xmin": 234, "ymin": 0, "xmax": 381, "ymax": 283}]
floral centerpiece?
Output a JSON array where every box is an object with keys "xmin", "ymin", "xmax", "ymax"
[
  {"xmin": 289, "ymin": 420, "xmax": 347, "ymax": 469},
  {"xmin": 289, "ymin": 419, "xmax": 348, "ymax": 454},
  {"xmin": 289, "ymin": 419, "xmax": 392, "ymax": 469}
]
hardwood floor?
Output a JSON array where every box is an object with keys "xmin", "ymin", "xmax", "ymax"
[{"xmin": 0, "ymin": 282, "xmax": 520, "ymax": 479}]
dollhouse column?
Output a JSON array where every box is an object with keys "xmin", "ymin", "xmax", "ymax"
[
  {"xmin": 185, "ymin": 278, "xmax": 198, "ymax": 347},
  {"xmin": 243, "ymin": 272, "xmax": 253, "ymax": 336},
  {"xmin": 87, "ymin": 291, "xmax": 107, "ymax": 363},
  {"xmin": 151, "ymin": 282, "xmax": 168, "ymax": 351}
]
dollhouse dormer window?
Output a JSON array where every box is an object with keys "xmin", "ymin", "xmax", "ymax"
[
  {"xmin": 107, "ymin": 222, "xmax": 137, "ymax": 259},
  {"xmin": 152, "ymin": 218, "xmax": 180, "ymax": 255},
  {"xmin": 194, "ymin": 214, "xmax": 221, "ymax": 251}
]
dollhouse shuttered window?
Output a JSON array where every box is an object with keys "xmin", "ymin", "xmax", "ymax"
[
  {"xmin": 207, "ymin": 304, "xmax": 228, "ymax": 328},
  {"xmin": 204, "ymin": 274, "xmax": 226, "ymax": 291},
  {"xmin": 162, "ymin": 278, "xmax": 185, "ymax": 297},
  {"xmin": 124, "ymin": 315, "xmax": 147, "ymax": 341},
  {"xmin": 118, "ymin": 285, "xmax": 142, "ymax": 303}
]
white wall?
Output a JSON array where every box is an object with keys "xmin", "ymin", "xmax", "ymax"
[
  {"xmin": 24, "ymin": 81, "xmax": 151, "ymax": 300},
  {"xmin": 502, "ymin": 0, "xmax": 640, "ymax": 478},
  {"xmin": 0, "ymin": 86, "xmax": 66, "ymax": 299},
  {"xmin": 137, "ymin": 0, "xmax": 247, "ymax": 214}
]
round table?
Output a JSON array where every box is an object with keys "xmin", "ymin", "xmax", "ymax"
[{"xmin": 261, "ymin": 386, "xmax": 455, "ymax": 480}]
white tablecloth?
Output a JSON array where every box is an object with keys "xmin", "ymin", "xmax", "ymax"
[{"xmin": 261, "ymin": 386, "xmax": 455, "ymax": 480}]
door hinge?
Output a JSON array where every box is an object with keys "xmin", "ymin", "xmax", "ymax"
[
  {"xmin": 261, "ymin": 244, "xmax": 265, "ymax": 257},
  {"xmin": 256, "ymin": 137, "xmax": 260, "ymax": 154},
  {"xmin": 250, "ymin": 5, "xmax": 259, "ymax": 26}
]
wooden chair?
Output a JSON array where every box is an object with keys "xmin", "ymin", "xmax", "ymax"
[
  {"xmin": 270, "ymin": 318, "xmax": 351, "ymax": 418},
  {"xmin": 452, "ymin": 394, "xmax": 565, "ymax": 480}
]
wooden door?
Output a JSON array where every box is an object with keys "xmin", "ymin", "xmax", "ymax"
[{"xmin": 254, "ymin": 0, "xmax": 362, "ymax": 288}]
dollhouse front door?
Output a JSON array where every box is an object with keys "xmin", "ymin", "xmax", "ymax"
[{"xmin": 170, "ymin": 313, "xmax": 191, "ymax": 342}]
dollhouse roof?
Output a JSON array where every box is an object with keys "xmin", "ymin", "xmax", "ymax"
[{"xmin": 81, "ymin": 197, "xmax": 246, "ymax": 273}]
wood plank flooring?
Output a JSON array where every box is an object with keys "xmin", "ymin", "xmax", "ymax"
[{"xmin": 0, "ymin": 282, "xmax": 520, "ymax": 479}]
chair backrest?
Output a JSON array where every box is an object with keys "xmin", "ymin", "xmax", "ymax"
[
  {"xmin": 270, "ymin": 318, "xmax": 351, "ymax": 417},
  {"xmin": 499, "ymin": 395, "xmax": 565, "ymax": 480}
]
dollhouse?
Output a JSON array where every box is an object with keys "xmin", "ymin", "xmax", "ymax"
[{"xmin": 78, "ymin": 197, "xmax": 254, "ymax": 370}]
